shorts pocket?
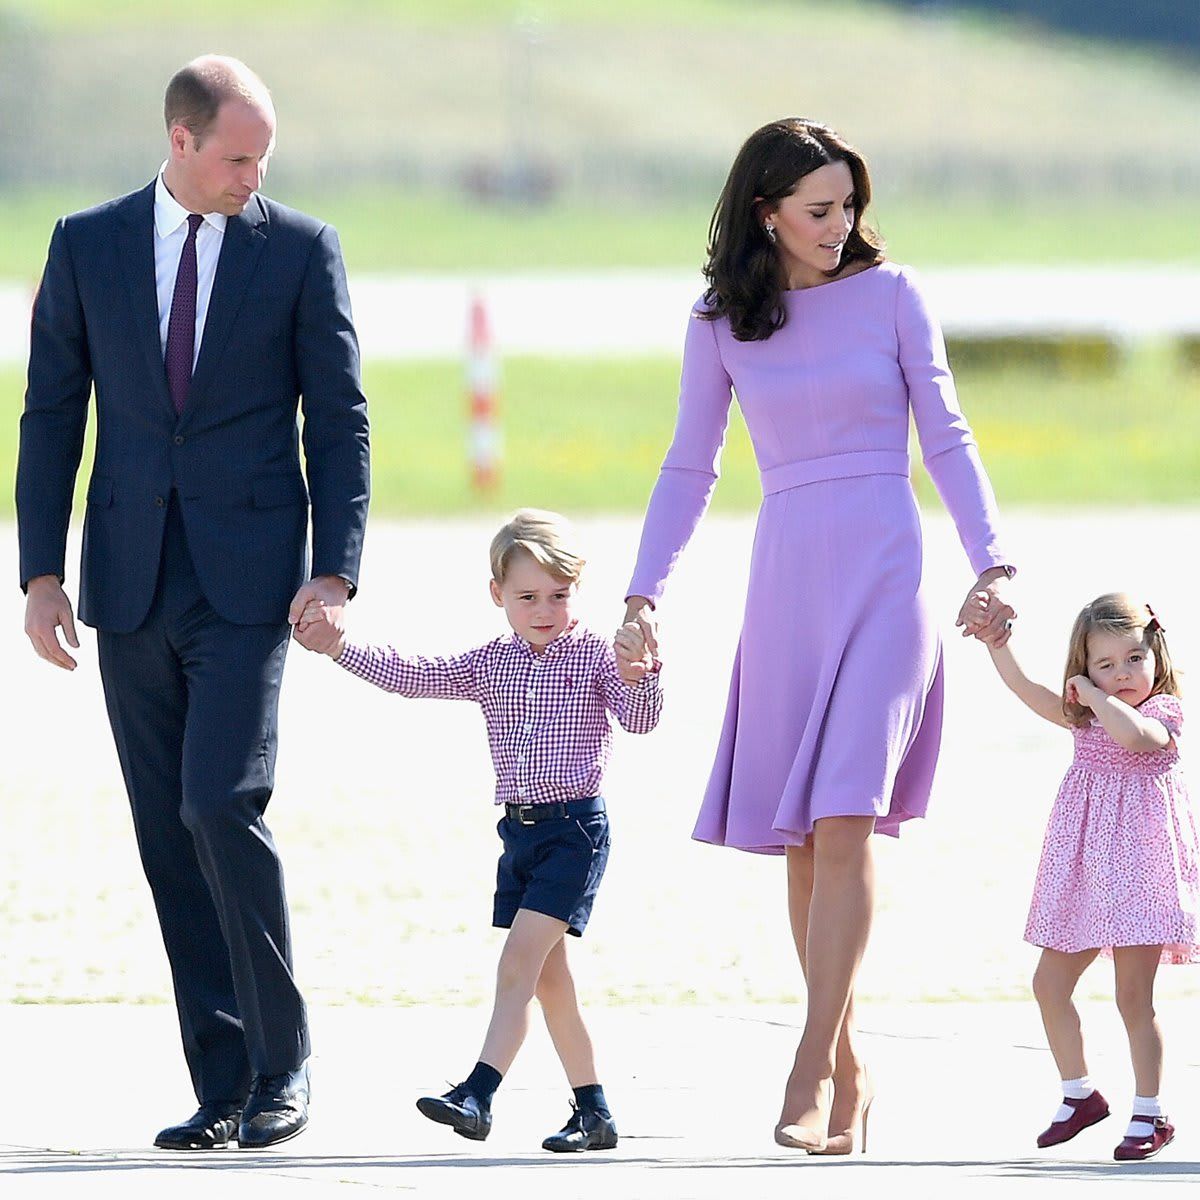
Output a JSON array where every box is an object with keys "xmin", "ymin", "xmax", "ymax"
[{"xmin": 572, "ymin": 813, "xmax": 610, "ymax": 853}]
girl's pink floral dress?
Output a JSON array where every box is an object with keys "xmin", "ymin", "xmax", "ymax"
[{"xmin": 1025, "ymin": 694, "xmax": 1200, "ymax": 964}]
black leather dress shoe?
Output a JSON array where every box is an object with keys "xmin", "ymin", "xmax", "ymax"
[
  {"xmin": 155, "ymin": 1103, "xmax": 243, "ymax": 1150},
  {"xmin": 416, "ymin": 1085, "xmax": 492, "ymax": 1141},
  {"xmin": 542, "ymin": 1104, "xmax": 618, "ymax": 1152},
  {"xmin": 238, "ymin": 1062, "xmax": 310, "ymax": 1148}
]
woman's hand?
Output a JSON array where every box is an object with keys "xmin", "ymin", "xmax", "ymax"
[
  {"xmin": 956, "ymin": 567, "xmax": 1015, "ymax": 647},
  {"xmin": 623, "ymin": 595, "xmax": 659, "ymax": 659}
]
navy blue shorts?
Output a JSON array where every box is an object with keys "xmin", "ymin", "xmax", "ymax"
[{"xmin": 493, "ymin": 797, "xmax": 611, "ymax": 937}]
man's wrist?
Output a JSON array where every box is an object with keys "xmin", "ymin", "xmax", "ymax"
[{"xmin": 314, "ymin": 573, "xmax": 352, "ymax": 599}]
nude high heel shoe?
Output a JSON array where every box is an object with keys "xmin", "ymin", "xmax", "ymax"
[
  {"xmin": 774, "ymin": 1079, "xmax": 832, "ymax": 1152},
  {"xmin": 814, "ymin": 1093, "xmax": 874, "ymax": 1155},
  {"xmin": 813, "ymin": 1073, "xmax": 875, "ymax": 1156}
]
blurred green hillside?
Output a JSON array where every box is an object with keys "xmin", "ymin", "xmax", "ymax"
[
  {"xmin": 4, "ymin": 1, "xmax": 1197, "ymax": 514},
  {"xmin": 5, "ymin": 0, "xmax": 1194, "ymax": 193},
  {"xmin": 3, "ymin": 0, "xmax": 1199, "ymax": 275}
]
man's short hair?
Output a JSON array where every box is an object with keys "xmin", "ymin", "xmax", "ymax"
[{"xmin": 163, "ymin": 55, "xmax": 271, "ymax": 142}]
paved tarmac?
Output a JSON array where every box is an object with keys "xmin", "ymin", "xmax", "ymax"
[
  {"xmin": 2, "ymin": 1000, "xmax": 1197, "ymax": 1197},
  {"xmin": 5, "ymin": 515, "xmax": 1200, "ymax": 1198}
]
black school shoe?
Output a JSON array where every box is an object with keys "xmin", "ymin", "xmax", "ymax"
[
  {"xmin": 416, "ymin": 1084, "xmax": 493, "ymax": 1141},
  {"xmin": 542, "ymin": 1103, "xmax": 618, "ymax": 1152}
]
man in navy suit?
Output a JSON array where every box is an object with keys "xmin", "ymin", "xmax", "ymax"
[{"xmin": 16, "ymin": 56, "xmax": 370, "ymax": 1150}]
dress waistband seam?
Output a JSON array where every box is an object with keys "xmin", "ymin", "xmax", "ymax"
[{"xmin": 760, "ymin": 449, "xmax": 910, "ymax": 495}]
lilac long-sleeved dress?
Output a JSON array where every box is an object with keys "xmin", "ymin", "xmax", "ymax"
[{"xmin": 627, "ymin": 262, "xmax": 1010, "ymax": 853}]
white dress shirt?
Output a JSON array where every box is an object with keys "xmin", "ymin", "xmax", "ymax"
[{"xmin": 153, "ymin": 167, "xmax": 227, "ymax": 370}]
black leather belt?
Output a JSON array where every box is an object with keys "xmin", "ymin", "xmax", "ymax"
[{"xmin": 504, "ymin": 797, "xmax": 606, "ymax": 826}]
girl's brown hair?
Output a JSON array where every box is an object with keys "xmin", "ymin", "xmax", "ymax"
[
  {"xmin": 1062, "ymin": 592, "xmax": 1179, "ymax": 726},
  {"xmin": 700, "ymin": 118, "xmax": 885, "ymax": 342}
]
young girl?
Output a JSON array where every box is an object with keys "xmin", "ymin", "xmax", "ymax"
[
  {"xmin": 984, "ymin": 593, "xmax": 1197, "ymax": 1162},
  {"xmin": 294, "ymin": 509, "xmax": 661, "ymax": 1153}
]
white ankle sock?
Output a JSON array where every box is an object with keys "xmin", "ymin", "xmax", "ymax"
[
  {"xmin": 1126, "ymin": 1095, "xmax": 1163, "ymax": 1139},
  {"xmin": 1053, "ymin": 1076, "xmax": 1094, "ymax": 1123}
]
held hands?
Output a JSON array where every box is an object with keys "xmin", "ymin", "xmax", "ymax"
[
  {"xmin": 614, "ymin": 622, "xmax": 655, "ymax": 685},
  {"xmin": 622, "ymin": 596, "xmax": 659, "ymax": 658},
  {"xmin": 289, "ymin": 575, "xmax": 349, "ymax": 659},
  {"xmin": 617, "ymin": 595, "xmax": 660, "ymax": 686},
  {"xmin": 24, "ymin": 575, "xmax": 80, "ymax": 671},
  {"xmin": 955, "ymin": 568, "xmax": 1016, "ymax": 648}
]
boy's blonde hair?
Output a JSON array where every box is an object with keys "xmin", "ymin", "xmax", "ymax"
[
  {"xmin": 1062, "ymin": 592, "xmax": 1179, "ymax": 727},
  {"xmin": 490, "ymin": 508, "xmax": 586, "ymax": 584}
]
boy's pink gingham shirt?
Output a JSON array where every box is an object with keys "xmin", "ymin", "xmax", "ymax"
[{"xmin": 336, "ymin": 622, "xmax": 662, "ymax": 805}]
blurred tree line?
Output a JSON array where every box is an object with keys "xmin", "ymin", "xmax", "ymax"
[{"xmin": 895, "ymin": 0, "xmax": 1200, "ymax": 54}]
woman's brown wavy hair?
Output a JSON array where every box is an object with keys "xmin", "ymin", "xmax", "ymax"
[{"xmin": 701, "ymin": 118, "xmax": 884, "ymax": 342}]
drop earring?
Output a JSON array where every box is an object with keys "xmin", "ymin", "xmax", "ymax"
[{"xmin": 764, "ymin": 223, "xmax": 777, "ymax": 244}]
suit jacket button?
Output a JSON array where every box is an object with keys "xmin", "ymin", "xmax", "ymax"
[
  {"xmin": 173, "ymin": 435, "xmax": 184, "ymax": 446},
  {"xmin": 155, "ymin": 496, "xmax": 165, "ymax": 507}
]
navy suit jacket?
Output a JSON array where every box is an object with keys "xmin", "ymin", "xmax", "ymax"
[{"xmin": 16, "ymin": 181, "xmax": 371, "ymax": 631}]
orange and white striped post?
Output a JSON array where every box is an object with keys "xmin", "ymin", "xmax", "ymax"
[{"xmin": 466, "ymin": 292, "xmax": 502, "ymax": 493}]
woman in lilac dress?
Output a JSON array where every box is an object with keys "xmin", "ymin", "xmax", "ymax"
[{"xmin": 622, "ymin": 120, "xmax": 1015, "ymax": 1152}]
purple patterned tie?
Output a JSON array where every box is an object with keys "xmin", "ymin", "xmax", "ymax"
[{"xmin": 165, "ymin": 213, "xmax": 204, "ymax": 416}]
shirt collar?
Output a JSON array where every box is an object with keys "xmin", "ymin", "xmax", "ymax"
[
  {"xmin": 154, "ymin": 164, "xmax": 228, "ymax": 239},
  {"xmin": 512, "ymin": 619, "xmax": 585, "ymax": 660}
]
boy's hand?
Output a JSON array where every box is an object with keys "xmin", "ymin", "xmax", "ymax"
[
  {"xmin": 293, "ymin": 599, "xmax": 346, "ymax": 658},
  {"xmin": 615, "ymin": 621, "xmax": 655, "ymax": 685},
  {"xmin": 1065, "ymin": 674, "xmax": 1101, "ymax": 709}
]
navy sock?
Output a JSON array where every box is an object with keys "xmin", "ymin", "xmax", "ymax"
[
  {"xmin": 463, "ymin": 1061, "xmax": 503, "ymax": 1107},
  {"xmin": 573, "ymin": 1084, "xmax": 610, "ymax": 1118}
]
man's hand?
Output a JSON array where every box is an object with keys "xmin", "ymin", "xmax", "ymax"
[
  {"xmin": 25, "ymin": 575, "xmax": 80, "ymax": 671},
  {"xmin": 289, "ymin": 575, "xmax": 349, "ymax": 654}
]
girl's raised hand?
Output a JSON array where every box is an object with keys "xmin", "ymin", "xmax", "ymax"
[{"xmin": 1066, "ymin": 674, "xmax": 1100, "ymax": 709}]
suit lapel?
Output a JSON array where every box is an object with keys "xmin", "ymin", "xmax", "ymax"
[
  {"xmin": 184, "ymin": 195, "xmax": 268, "ymax": 423},
  {"xmin": 118, "ymin": 182, "xmax": 174, "ymax": 415}
]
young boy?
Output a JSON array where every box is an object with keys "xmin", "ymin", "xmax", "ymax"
[{"xmin": 294, "ymin": 509, "xmax": 662, "ymax": 1152}]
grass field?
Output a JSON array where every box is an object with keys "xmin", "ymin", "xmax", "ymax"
[
  {"xmin": 2, "ymin": 0, "xmax": 1197, "ymax": 269},
  {"xmin": 4, "ymin": 191, "xmax": 1199, "ymax": 282},
  {"xmin": 4, "ymin": 346, "xmax": 1198, "ymax": 518}
]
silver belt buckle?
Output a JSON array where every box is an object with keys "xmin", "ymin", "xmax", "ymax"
[{"xmin": 516, "ymin": 804, "xmax": 536, "ymax": 826}]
